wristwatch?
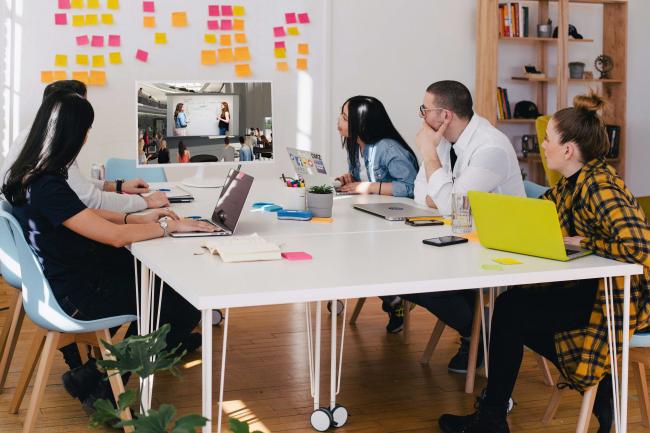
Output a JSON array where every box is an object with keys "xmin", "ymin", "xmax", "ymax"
[
  {"xmin": 116, "ymin": 179, "xmax": 125, "ymax": 194},
  {"xmin": 159, "ymin": 218, "xmax": 169, "ymax": 237}
]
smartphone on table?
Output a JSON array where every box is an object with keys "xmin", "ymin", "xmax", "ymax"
[{"xmin": 422, "ymin": 236, "xmax": 469, "ymax": 247}]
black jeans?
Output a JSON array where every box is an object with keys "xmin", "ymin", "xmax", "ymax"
[
  {"xmin": 402, "ymin": 289, "xmax": 477, "ymax": 338},
  {"xmin": 483, "ymin": 279, "xmax": 598, "ymax": 407}
]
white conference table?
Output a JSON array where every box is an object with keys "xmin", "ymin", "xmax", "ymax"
[{"xmin": 131, "ymin": 180, "xmax": 643, "ymax": 433}]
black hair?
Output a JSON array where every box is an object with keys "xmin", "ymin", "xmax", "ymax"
[
  {"xmin": 341, "ymin": 96, "xmax": 418, "ymax": 172},
  {"xmin": 43, "ymin": 80, "xmax": 87, "ymax": 100},
  {"xmin": 178, "ymin": 141, "xmax": 186, "ymax": 157},
  {"xmin": 425, "ymin": 80, "xmax": 474, "ymax": 120},
  {"xmin": 238, "ymin": 136, "xmax": 245, "ymax": 144},
  {"xmin": 2, "ymin": 91, "xmax": 94, "ymax": 205},
  {"xmin": 224, "ymin": 136, "xmax": 230, "ymax": 145}
]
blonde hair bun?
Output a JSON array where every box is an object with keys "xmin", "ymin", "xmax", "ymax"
[{"xmin": 573, "ymin": 91, "xmax": 606, "ymax": 114}]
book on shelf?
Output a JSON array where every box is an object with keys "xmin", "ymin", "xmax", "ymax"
[
  {"xmin": 496, "ymin": 87, "xmax": 512, "ymax": 120},
  {"xmin": 498, "ymin": 3, "xmax": 529, "ymax": 38}
]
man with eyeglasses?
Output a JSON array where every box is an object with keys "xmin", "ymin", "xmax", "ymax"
[{"xmin": 402, "ymin": 80, "xmax": 524, "ymax": 375}]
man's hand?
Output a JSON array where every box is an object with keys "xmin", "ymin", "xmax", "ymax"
[
  {"xmin": 564, "ymin": 236, "xmax": 585, "ymax": 248},
  {"xmin": 129, "ymin": 208, "xmax": 179, "ymax": 224},
  {"xmin": 425, "ymin": 196, "xmax": 437, "ymax": 209},
  {"xmin": 143, "ymin": 192, "xmax": 170, "ymax": 209},
  {"xmin": 122, "ymin": 179, "xmax": 150, "ymax": 194},
  {"xmin": 416, "ymin": 116, "xmax": 451, "ymax": 162}
]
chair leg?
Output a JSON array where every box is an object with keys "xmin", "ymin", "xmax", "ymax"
[
  {"xmin": 634, "ymin": 361, "xmax": 650, "ymax": 427},
  {"xmin": 542, "ymin": 386, "xmax": 563, "ymax": 425},
  {"xmin": 0, "ymin": 291, "xmax": 24, "ymax": 389},
  {"xmin": 349, "ymin": 298, "xmax": 366, "ymax": 325},
  {"xmin": 403, "ymin": 301, "xmax": 412, "ymax": 336},
  {"xmin": 22, "ymin": 331, "xmax": 59, "ymax": 433},
  {"xmin": 420, "ymin": 319, "xmax": 446, "ymax": 364},
  {"xmin": 78, "ymin": 343, "xmax": 90, "ymax": 365},
  {"xmin": 465, "ymin": 292, "xmax": 482, "ymax": 394},
  {"xmin": 9, "ymin": 327, "xmax": 47, "ymax": 414},
  {"xmin": 575, "ymin": 386, "xmax": 596, "ymax": 433},
  {"xmin": 536, "ymin": 354, "xmax": 556, "ymax": 387}
]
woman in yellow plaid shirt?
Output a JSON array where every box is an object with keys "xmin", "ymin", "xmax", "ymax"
[{"xmin": 439, "ymin": 92, "xmax": 650, "ymax": 433}]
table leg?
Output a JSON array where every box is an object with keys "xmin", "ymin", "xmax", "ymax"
[
  {"xmin": 202, "ymin": 309, "xmax": 213, "ymax": 433},
  {"xmin": 137, "ymin": 261, "xmax": 152, "ymax": 414},
  {"xmin": 621, "ymin": 275, "xmax": 631, "ymax": 433},
  {"xmin": 217, "ymin": 308, "xmax": 230, "ymax": 433}
]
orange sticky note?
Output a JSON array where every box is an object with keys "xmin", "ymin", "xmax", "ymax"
[
  {"xmin": 89, "ymin": 70, "xmax": 106, "ymax": 86},
  {"xmin": 298, "ymin": 43, "xmax": 309, "ymax": 55},
  {"xmin": 41, "ymin": 71, "xmax": 54, "ymax": 83},
  {"xmin": 233, "ymin": 5, "xmax": 245, "ymax": 16},
  {"xmin": 171, "ymin": 12, "xmax": 187, "ymax": 27},
  {"xmin": 55, "ymin": 54, "xmax": 68, "ymax": 67},
  {"xmin": 219, "ymin": 34, "xmax": 231, "ymax": 46},
  {"xmin": 201, "ymin": 50, "xmax": 217, "ymax": 65},
  {"xmin": 234, "ymin": 64, "xmax": 252, "ymax": 77},
  {"xmin": 108, "ymin": 52, "xmax": 122, "ymax": 64},
  {"xmin": 101, "ymin": 14, "xmax": 114, "ymax": 25},
  {"xmin": 234, "ymin": 47, "xmax": 250, "ymax": 61},
  {"xmin": 274, "ymin": 47, "xmax": 286, "ymax": 59},
  {"xmin": 218, "ymin": 48, "xmax": 234, "ymax": 62},
  {"xmin": 143, "ymin": 16, "xmax": 155, "ymax": 28},
  {"xmin": 53, "ymin": 70, "xmax": 68, "ymax": 81},
  {"xmin": 107, "ymin": 0, "xmax": 119, "ymax": 9},
  {"xmin": 311, "ymin": 217, "xmax": 333, "ymax": 223},
  {"xmin": 87, "ymin": 0, "xmax": 100, "ymax": 8},
  {"xmin": 297, "ymin": 58, "xmax": 308, "ymax": 70},
  {"xmin": 233, "ymin": 19, "xmax": 244, "ymax": 31},
  {"xmin": 154, "ymin": 32, "xmax": 167, "ymax": 44},
  {"xmin": 85, "ymin": 14, "xmax": 98, "ymax": 25},
  {"xmin": 72, "ymin": 15, "xmax": 85, "ymax": 26},
  {"xmin": 71, "ymin": 0, "xmax": 83, "ymax": 8},
  {"xmin": 287, "ymin": 26, "xmax": 299, "ymax": 36},
  {"xmin": 92, "ymin": 54, "xmax": 105, "ymax": 67},
  {"xmin": 204, "ymin": 34, "xmax": 217, "ymax": 44},
  {"xmin": 72, "ymin": 71, "xmax": 89, "ymax": 84},
  {"xmin": 234, "ymin": 33, "xmax": 247, "ymax": 44},
  {"xmin": 276, "ymin": 61, "xmax": 289, "ymax": 72},
  {"xmin": 76, "ymin": 54, "xmax": 89, "ymax": 65}
]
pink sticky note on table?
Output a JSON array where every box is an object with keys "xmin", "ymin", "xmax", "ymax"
[
  {"xmin": 298, "ymin": 13, "xmax": 310, "ymax": 24},
  {"xmin": 207, "ymin": 20, "xmax": 219, "ymax": 30},
  {"xmin": 55, "ymin": 13, "xmax": 68, "ymax": 25},
  {"xmin": 76, "ymin": 35, "xmax": 89, "ymax": 45},
  {"xmin": 285, "ymin": 13, "xmax": 297, "ymax": 24},
  {"xmin": 108, "ymin": 34, "xmax": 121, "ymax": 47},
  {"xmin": 142, "ymin": 1, "xmax": 155, "ymax": 13},
  {"xmin": 91, "ymin": 35, "xmax": 104, "ymax": 47},
  {"xmin": 221, "ymin": 5, "xmax": 233, "ymax": 16},
  {"xmin": 208, "ymin": 5, "xmax": 220, "ymax": 16},
  {"xmin": 135, "ymin": 49, "xmax": 148, "ymax": 62},
  {"xmin": 274, "ymin": 41, "xmax": 286, "ymax": 49},
  {"xmin": 282, "ymin": 252, "xmax": 312, "ymax": 261},
  {"xmin": 221, "ymin": 19, "xmax": 232, "ymax": 30},
  {"xmin": 58, "ymin": 0, "xmax": 71, "ymax": 9},
  {"xmin": 273, "ymin": 26, "xmax": 286, "ymax": 37}
]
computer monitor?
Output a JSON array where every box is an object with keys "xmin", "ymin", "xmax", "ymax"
[{"xmin": 136, "ymin": 81, "xmax": 273, "ymax": 187}]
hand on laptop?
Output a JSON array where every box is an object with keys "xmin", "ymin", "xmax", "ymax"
[
  {"xmin": 564, "ymin": 236, "xmax": 585, "ymax": 247},
  {"xmin": 123, "ymin": 178, "xmax": 150, "ymax": 194},
  {"xmin": 128, "ymin": 208, "xmax": 180, "ymax": 224},
  {"xmin": 336, "ymin": 173, "xmax": 354, "ymax": 186},
  {"xmin": 169, "ymin": 219, "xmax": 220, "ymax": 234},
  {"xmin": 144, "ymin": 192, "xmax": 171, "ymax": 209},
  {"xmin": 340, "ymin": 181, "xmax": 372, "ymax": 194}
]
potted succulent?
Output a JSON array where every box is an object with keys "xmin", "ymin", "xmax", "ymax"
[{"xmin": 306, "ymin": 184, "xmax": 334, "ymax": 218}]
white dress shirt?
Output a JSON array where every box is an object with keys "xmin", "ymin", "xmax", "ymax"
[
  {"xmin": 414, "ymin": 114, "xmax": 525, "ymax": 215},
  {"xmin": 1, "ymin": 129, "xmax": 147, "ymax": 213}
]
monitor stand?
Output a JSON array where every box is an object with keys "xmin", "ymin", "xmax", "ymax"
[{"xmin": 182, "ymin": 166, "xmax": 222, "ymax": 188}]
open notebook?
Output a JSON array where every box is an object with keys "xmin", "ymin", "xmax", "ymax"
[{"xmin": 202, "ymin": 234, "xmax": 282, "ymax": 263}]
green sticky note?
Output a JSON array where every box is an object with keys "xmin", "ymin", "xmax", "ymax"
[
  {"xmin": 493, "ymin": 258, "xmax": 523, "ymax": 265},
  {"xmin": 482, "ymin": 264, "xmax": 504, "ymax": 271}
]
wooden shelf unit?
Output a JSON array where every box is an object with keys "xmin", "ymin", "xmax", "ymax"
[{"xmin": 476, "ymin": 0, "xmax": 628, "ymax": 185}]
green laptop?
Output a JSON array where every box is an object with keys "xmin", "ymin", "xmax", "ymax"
[{"xmin": 468, "ymin": 191, "xmax": 592, "ymax": 261}]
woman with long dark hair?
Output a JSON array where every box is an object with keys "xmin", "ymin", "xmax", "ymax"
[
  {"xmin": 174, "ymin": 102, "xmax": 188, "ymax": 136},
  {"xmin": 336, "ymin": 96, "xmax": 418, "ymax": 197},
  {"xmin": 218, "ymin": 101, "xmax": 230, "ymax": 136},
  {"xmin": 177, "ymin": 140, "xmax": 190, "ymax": 163}
]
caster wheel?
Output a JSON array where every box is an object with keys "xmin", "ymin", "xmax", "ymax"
[
  {"xmin": 310, "ymin": 408, "xmax": 333, "ymax": 431},
  {"xmin": 212, "ymin": 309, "xmax": 224, "ymax": 326},
  {"xmin": 326, "ymin": 300, "xmax": 345, "ymax": 316},
  {"xmin": 331, "ymin": 404, "xmax": 349, "ymax": 428}
]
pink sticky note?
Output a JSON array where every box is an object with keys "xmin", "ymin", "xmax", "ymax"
[
  {"xmin": 91, "ymin": 35, "xmax": 104, "ymax": 47},
  {"xmin": 221, "ymin": 5, "xmax": 233, "ymax": 16},
  {"xmin": 208, "ymin": 5, "xmax": 220, "ymax": 16},
  {"xmin": 135, "ymin": 49, "xmax": 148, "ymax": 62},
  {"xmin": 207, "ymin": 20, "xmax": 219, "ymax": 30},
  {"xmin": 142, "ymin": 1, "xmax": 155, "ymax": 13},
  {"xmin": 108, "ymin": 34, "xmax": 121, "ymax": 47},
  {"xmin": 298, "ymin": 13, "xmax": 310, "ymax": 24},
  {"xmin": 55, "ymin": 13, "xmax": 68, "ymax": 25},
  {"xmin": 58, "ymin": 0, "xmax": 71, "ymax": 9},
  {"xmin": 273, "ymin": 26, "xmax": 286, "ymax": 37},
  {"xmin": 76, "ymin": 35, "xmax": 89, "ymax": 45},
  {"xmin": 285, "ymin": 13, "xmax": 297, "ymax": 24},
  {"xmin": 282, "ymin": 252, "xmax": 312, "ymax": 261},
  {"xmin": 274, "ymin": 41, "xmax": 286, "ymax": 49},
  {"xmin": 221, "ymin": 19, "xmax": 232, "ymax": 30}
]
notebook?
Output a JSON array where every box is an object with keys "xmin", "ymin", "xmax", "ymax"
[{"xmin": 202, "ymin": 234, "xmax": 282, "ymax": 263}]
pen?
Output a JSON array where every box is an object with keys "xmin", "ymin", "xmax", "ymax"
[
  {"xmin": 184, "ymin": 216, "xmax": 202, "ymax": 219},
  {"xmin": 156, "ymin": 188, "xmax": 171, "ymax": 192}
]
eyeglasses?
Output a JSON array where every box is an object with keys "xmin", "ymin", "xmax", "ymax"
[{"xmin": 419, "ymin": 105, "xmax": 445, "ymax": 117}]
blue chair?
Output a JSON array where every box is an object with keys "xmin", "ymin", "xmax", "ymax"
[
  {"xmin": 0, "ymin": 202, "xmax": 135, "ymax": 433},
  {"xmin": 524, "ymin": 180, "xmax": 550, "ymax": 199},
  {"xmin": 105, "ymin": 157, "xmax": 167, "ymax": 182}
]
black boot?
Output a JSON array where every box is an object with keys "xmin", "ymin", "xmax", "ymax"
[
  {"xmin": 62, "ymin": 358, "xmax": 103, "ymax": 402},
  {"xmin": 439, "ymin": 391, "xmax": 510, "ymax": 433},
  {"xmin": 592, "ymin": 374, "xmax": 614, "ymax": 433}
]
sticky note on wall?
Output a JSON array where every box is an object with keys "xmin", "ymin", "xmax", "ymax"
[
  {"xmin": 208, "ymin": 5, "xmax": 220, "ymax": 16},
  {"xmin": 233, "ymin": 19, "xmax": 244, "ymax": 31},
  {"xmin": 55, "ymin": 54, "xmax": 68, "ymax": 67},
  {"xmin": 86, "ymin": 14, "xmax": 98, "ymax": 26},
  {"xmin": 58, "ymin": 0, "xmax": 71, "ymax": 9},
  {"xmin": 233, "ymin": 6, "xmax": 245, "ymax": 16},
  {"xmin": 107, "ymin": 0, "xmax": 119, "ymax": 9},
  {"xmin": 71, "ymin": 0, "xmax": 83, "ymax": 8},
  {"xmin": 221, "ymin": 5, "xmax": 233, "ymax": 16},
  {"xmin": 274, "ymin": 41, "xmax": 285, "ymax": 49},
  {"xmin": 287, "ymin": 26, "xmax": 299, "ymax": 36},
  {"xmin": 218, "ymin": 48, "xmax": 234, "ymax": 62},
  {"xmin": 201, "ymin": 50, "xmax": 217, "ymax": 65},
  {"xmin": 273, "ymin": 26, "xmax": 285, "ymax": 37},
  {"xmin": 298, "ymin": 43, "xmax": 309, "ymax": 55},
  {"xmin": 108, "ymin": 34, "xmax": 120, "ymax": 46},
  {"xmin": 221, "ymin": 19, "xmax": 232, "ymax": 30},
  {"xmin": 101, "ymin": 14, "xmax": 114, "ymax": 24},
  {"xmin": 135, "ymin": 49, "xmax": 148, "ymax": 62},
  {"xmin": 91, "ymin": 35, "xmax": 104, "ymax": 47},
  {"xmin": 76, "ymin": 35, "xmax": 89, "ymax": 45},
  {"xmin": 234, "ymin": 47, "xmax": 250, "ymax": 61},
  {"xmin": 72, "ymin": 15, "xmax": 85, "ymax": 26},
  {"xmin": 41, "ymin": 71, "xmax": 54, "ymax": 83},
  {"xmin": 172, "ymin": 12, "xmax": 188, "ymax": 27},
  {"xmin": 276, "ymin": 61, "xmax": 289, "ymax": 72},
  {"xmin": 108, "ymin": 52, "xmax": 122, "ymax": 64},
  {"xmin": 274, "ymin": 48, "xmax": 286, "ymax": 59},
  {"xmin": 298, "ymin": 13, "xmax": 310, "ymax": 24},
  {"xmin": 92, "ymin": 55, "xmax": 105, "ymax": 67},
  {"xmin": 143, "ymin": 16, "xmax": 155, "ymax": 27},
  {"xmin": 89, "ymin": 70, "xmax": 106, "ymax": 86},
  {"xmin": 72, "ymin": 71, "xmax": 89, "ymax": 84},
  {"xmin": 76, "ymin": 54, "xmax": 89, "ymax": 65},
  {"xmin": 87, "ymin": 0, "xmax": 100, "ymax": 9},
  {"xmin": 53, "ymin": 71, "xmax": 67, "ymax": 81},
  {"xmin": 143, "ymin": 1, "xmax": 155, "ymax": 13},
  {"xmin": 204, "ymin": 34, "xmax": 217, "ymax": 44},
  {"xmin": 297, "ymin": 58, "xmax": 308, "ymax": 70},
  {"xmin": 285, "ymin": 13, "xmax": 297, "ymax": 24},
  {"xmin": 235, "ymin": 64, "xmax": 252, "ymax": 77},
  {"xmin": 155, "ymin": 32, "xmax": 167, "ymax": 44},
  {"xmin": 55, "ymin": 14, "xmax": 68, "ymax": 25},
  {"xmin": 207, "ymin": 20, "xmax": 219, "ymax": 30},
  {"xmin": 234, "ymin": 33, "xmax": 247, "ymax": 44},
  {"xmin": 220, "ymin": 34, "xmax": 231, "ymax": 46}
]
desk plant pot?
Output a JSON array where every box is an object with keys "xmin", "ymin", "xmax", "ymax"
[{"xmin": 307, "ymin": 185, "xmax": 334, "ymax": 218}]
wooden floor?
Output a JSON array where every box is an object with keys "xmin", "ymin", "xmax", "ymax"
[{"xmin": 1, "ymin": 279, "xmax": 649, "ymax": 433}]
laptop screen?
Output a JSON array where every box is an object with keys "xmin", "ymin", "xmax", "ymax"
[{"xmin": 211, "ymin": 169, "xmax": 254, "ymax": 232}]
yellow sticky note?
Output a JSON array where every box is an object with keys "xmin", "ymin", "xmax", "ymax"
[
  {"xmin": 55, "ymin": 54, "xmax": 68, "ymax": 67},
  {"xmin": 71, "ymin": 0, "xmax": 83, "ymax": 8},
  {"xmin": 276, "ymin": 61, "xmax": 289, "ymax": 72},
  {"xmin": 298, "ymin": 43, "xmax": 309, "ymax": 55},
  {"xmin": 233, "ymin": 19, "xmax": 244, "ymax": 31},
  {"xmin": 287, "ymin": 26, "xmax": 300, "ymax": 36},
  {"xmin": 87, "ymin": 0, "xmax": 100, "ymax": 9},
  {"xmin": 92, "ymin": 54, "xmax": 105, "ymax": 67},
  {"xmin": 76, "ymin": 54, "xmax": 89, "ymax": 65},
  {"xmin": 234, "ymin": 47, "xmax": 250, "ymax": 62},
  {"xmin": 41, "ymin": 71, "xmax": 54, "ymax": 83},
  {"xmin": 274, "ymin": 48, "xmax": 286, "ymax": 59},
  {"xmin": 204, "ymin": 34, "xmax": 217, "ymax": 44},
  {"xmin": 101, "ymin": 14, "xmax": 114, "ymax": 24},
  {"xmin": 154, "ymin": 32, "xmax": 167, "ymax": 44},
  {"xmin": 72, "ymin": 15, "xmax": 85, "ymax": 26},
  {"xmin": 482, "ymin": 264, "xmax": 503, "ymax": 271},
  {"xmin": 218, "ymin": 48, "xmax": 234, "ymax": 62},
  {"xmin": 235, "ymin": 64, "xmax": 252, "ymax": 77},
  {"xmin": 233, "ymin": 5, "xmax": 245, "ymax": 16},
  {"xmin": 143, "ymin": 16, "xmax": 155, "ymax": 28},
  {"xmin": 234, "ymin": 33, "xmax": 247, "ymax": 44},
  {"xmin": 85, "ymin": 14, "xmax": 98, "ymax": 25},
  {"xmin": 201, "ymin": 50, "xmax": 217, "ymax": 65},
  {"xmin": 72, "ymin": 71, "xmax": 89, "ymax": 84},
  {"xmin": 53, "ymin": 70, "xmax": 68, "ymax": 81},
  {"xmin": 311, "ymin": 217, "xmax": 333, "ymax": 224},
  {"xmin": 220, "ymin": 34, "xmax": 232, "ymax": 46},
  {"xmin": 107, "ymin": 0, "xmax": 119, "ymax": 9},
  {"xmin": 89, "ymin": 70, "xmax": 106, "ymax": 86},
  {"xmin": 108, "ymin": 52, "xmax": 122, "ymax": 64},
  {"xmin": 172, "ymin": 12, "xmax": 187, "ymax": 27},
  {"xmin": 296, "ymin": 58, "xmax": 308, "ymax": 70},
  {"xmin": 493, "ymin": 258, "xmax": 523, "ymax": 265}
]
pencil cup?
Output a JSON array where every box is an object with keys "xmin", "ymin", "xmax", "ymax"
[
  {"xmin": 452, "ymin": 193, "xmax": 473, "ymax": 234},
  {"xmin": 283, "ymin": 187, "xmax": 306, "ymax": 211}
]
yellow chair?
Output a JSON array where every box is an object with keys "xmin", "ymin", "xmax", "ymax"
[{"xmin": 535, "ymin": 115, "xmax": 563, "ymax": 187}]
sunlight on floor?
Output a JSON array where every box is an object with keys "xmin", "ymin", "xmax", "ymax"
[{"xmin": 222, "ymin": 399, "xmax": 270, "ymax": 433}]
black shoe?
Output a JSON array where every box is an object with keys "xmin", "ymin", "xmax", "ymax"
[
  {"xmin": 439, "ymin": 393, "xmax": 510, "ymax": 433},
  {"xmin": 81, "ymin": 371, "xmax": 131, "ymax": 416},
  {"xmin": 592, "ymin": 374, "xmax": 614, "ymax": 433},
  {"xmin": 62, "ymin": 358, "xmax": 103, "ymax": 402},
  {"xmin": 448, "ymin": 337, "xmax": 484, "ymax": 374},
  {"xmin": 381, "ymin": 296, "xmax": 401, "ymax": 313},
  {"xmin": 386, "ymin": 309, "xmax": 404, "ymax": 333},
  {"xmin": 178, "ymin": 332, "xmax": 202, "ymax": 354}
]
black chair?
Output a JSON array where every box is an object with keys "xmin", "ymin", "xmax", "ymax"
[{"xmin": 190, "ymin": 154, "xmax": 220, "ymax": 163}]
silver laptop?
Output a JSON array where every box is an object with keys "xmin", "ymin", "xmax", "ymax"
[
  {"xmin": 354, "ymin": 203, "xmax": 440, "ymax": 221},
  {"xmin": 286, "ymin": 147, "xmax": 358, "ymax": 195},
  {"xmin": 170, "ymin": 169, "xmax": 254, "ymax": 237}
]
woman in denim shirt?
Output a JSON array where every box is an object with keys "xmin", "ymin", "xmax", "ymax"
[{"xmin": 336, "ymin": 96, "xmax": 418, "ymax": 198}]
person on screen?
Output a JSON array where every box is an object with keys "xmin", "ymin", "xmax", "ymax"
[
  {"xmin": 218, "ymin": 102, "xmax": 231, "ymax": 136},
  {"xmin": 177, "ymin": 141, "xmax": 191, "ymax": 163},
  {"xmin": 239, "ymin": 136, "xmax": 254, "ymax": 162},
  {"xmin": 157, "ymin": 139, "xmax": 170, "ymax": 164},
  {"xmin": 174, "ymin": 103, "xmax": 188, "ymax": 136}
]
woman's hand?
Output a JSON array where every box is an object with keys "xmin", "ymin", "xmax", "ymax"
[
  {"xmin": 122, "ymin": 179, "xmax": 150, "ymax": 194},
  {"xmin": 336, "ymin": 173, "xmax": 354, "ymax": 186},
  {"xmin": 564, "ymin": 236, "xmax": 585, "ymax": 247},
  {"xmin": 129, "ymin": 208, "xmax": 179, "ymax": 224},
  {"xmin": 169, "ymin": 219, "xmax": 220, "ymax": 234},
  {"xmin": 340, "ymin": 181, "xmax": 372, "ymax": 194}
]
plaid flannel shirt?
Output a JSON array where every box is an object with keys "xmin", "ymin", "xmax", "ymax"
[{"xmin": 543, "ymin": 158, "xmax": 650, "ymax": 391}]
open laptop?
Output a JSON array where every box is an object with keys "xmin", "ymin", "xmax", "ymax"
[
  {"xmin": 353, "ymin": 203, "xmax": 440, "ymax": 221},
  {"xmin": 286, "ymin": 147, "xmax": 357, "ymax": 195},
  {"xmin": 170, "ymin": 168, "xmax": 254, "ymax": 237},
  {"xmin": 468, "ymin": 191, "xmax": 592, "ymax": 261}
]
